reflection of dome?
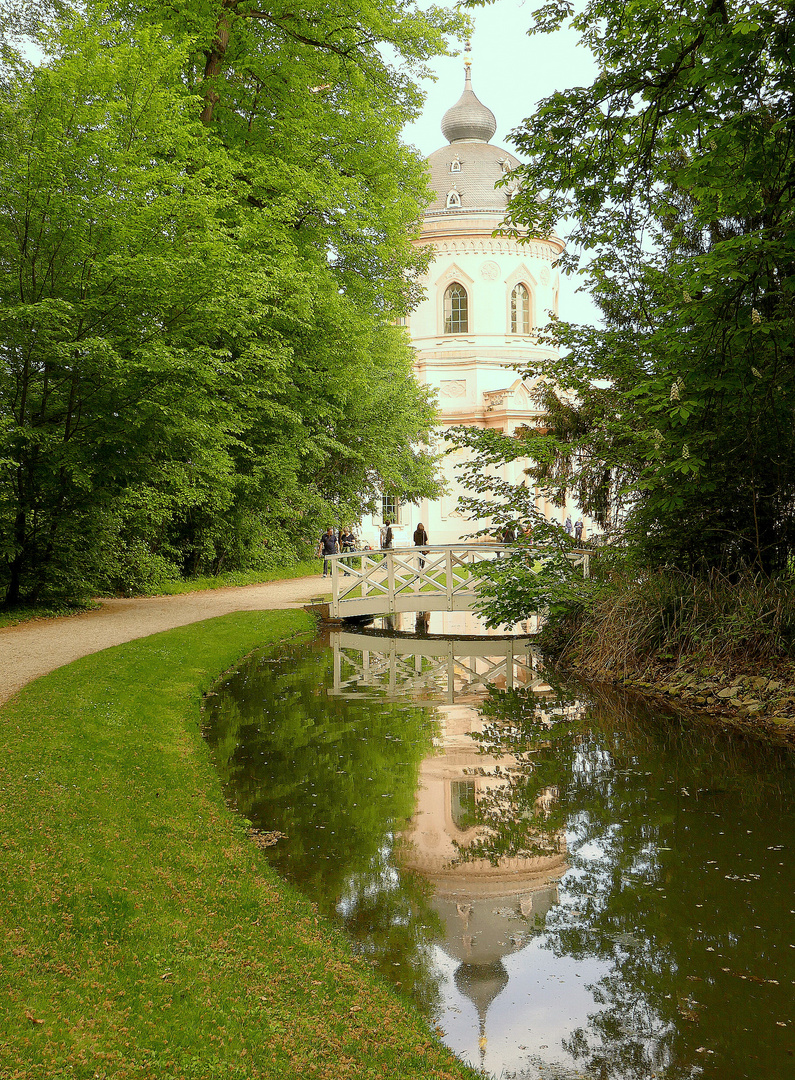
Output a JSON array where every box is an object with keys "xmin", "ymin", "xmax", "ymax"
[
  {"xmin": 454, "ymin": 959, "xmax": 508, "ymax": 1030},
  {"xmin": 431, "ymin": 879, "xmax": 561, "ymax": 967}
]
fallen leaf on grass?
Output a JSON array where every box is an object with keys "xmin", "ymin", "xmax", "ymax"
[{"xmin": 25, "ymin": 1012, "xmax": 44, "ymax": 1026}]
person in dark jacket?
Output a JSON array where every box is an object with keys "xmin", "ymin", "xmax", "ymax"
[
  {"xmin": 318, "ymin": 526, "xmax": 339, "ymax": 577},
  {"xmin": 413, "ymin": 522, "xmax": 429, "ymax": 569},
  {"xmin": 382, "ymin": 521, "xmax": 393, "ymax": 549}
]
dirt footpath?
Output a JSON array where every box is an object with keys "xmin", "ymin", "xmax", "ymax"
[{"xmin": 0, "ymin": 576, "xmax": 326, "ymax": 707}]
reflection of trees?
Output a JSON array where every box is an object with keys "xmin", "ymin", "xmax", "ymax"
[
  {"xmin": 203, "ymin": 640, "xmax": 446, "ymax": 1012},
  {"xmin": 448, "ymin": 682, "xmax": 585, "ymax": 866},
  {"xmin": 461, "ymin": 682, "xmax": 795, "ymax": 1079}
]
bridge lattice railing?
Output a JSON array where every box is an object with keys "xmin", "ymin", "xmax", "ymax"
[{"xmin": 327, "ymin": 544, "xmax": 589, "ymax": 617}]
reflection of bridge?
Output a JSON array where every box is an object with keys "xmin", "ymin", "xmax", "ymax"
[
  {"xmin": 330, "ymin": 628, "xmax": 546, "ymax": 702},
  {"xmin": 327, "ymin": 544, "xmax": 590, "ymax": 619}
]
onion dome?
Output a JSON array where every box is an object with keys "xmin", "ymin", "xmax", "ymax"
[
  {"xmin": 426, "ymin": 47, "xmax": 520, "ymax": 215},
  {"xmin": 441, "ymin": 54, "xmax": 497, "ymax": 145}
]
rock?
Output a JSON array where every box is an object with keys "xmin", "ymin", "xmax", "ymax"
[{"xmin": 716, "ymin": 687, "xmax": 736, "ymax": 699}]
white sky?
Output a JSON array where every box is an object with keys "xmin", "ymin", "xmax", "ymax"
[{"xmin": 401, "ymin": 0, "xmax": 602, "ymax": 327}]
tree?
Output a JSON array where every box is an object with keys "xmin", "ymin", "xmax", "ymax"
[
  {"xmin": 462, "ymin": 0, "xmax": 795, "ymax": 574},
  {"xmin": 0, "ymin": 3, "xmax": 464, "ymax": 602}
]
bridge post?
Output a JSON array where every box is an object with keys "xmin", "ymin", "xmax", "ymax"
[
  {"xmin": 446, "ymin": 548, "xmax": 454, "ymax": 609},
  {"xmin": 387, "ymin": 551, "xmax": 396, "ymax": 611}
]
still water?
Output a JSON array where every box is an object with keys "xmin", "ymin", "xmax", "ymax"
[{"xmin": 203, "ymin": 614, "xmax": 795, "ymax": 1079}]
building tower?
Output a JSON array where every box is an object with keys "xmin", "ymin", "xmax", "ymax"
[{"xmin": 364, "ymin": 48, "xmax": 574, "ymax": 548}]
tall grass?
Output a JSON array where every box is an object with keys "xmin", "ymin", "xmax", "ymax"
[{"xmin": 549, "ymin": 569, "xmax": 795, "ymax": 678}]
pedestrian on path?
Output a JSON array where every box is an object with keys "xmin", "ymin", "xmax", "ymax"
[
  {"xmin": 318, "ymin": 527, "xmax": 339, "ymax": 577},
  {"xmin": 413, "ymin": 522, "xmax": 429, "ymax": 569}
]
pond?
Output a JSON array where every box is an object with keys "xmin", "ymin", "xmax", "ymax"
[{"xmin": 202, "ymin": 614, "xmax": 795, "ymax": 1080}]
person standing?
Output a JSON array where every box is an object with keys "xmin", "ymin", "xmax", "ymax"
[
  {"xmin": 340, "ymin": 526, "xmax": 356, "ymax": 552},
  {"xmin": 565, "ymin": 515, "xmax": 573, "ymax": 536},
  {"xmin": 413, "ymin": 522, "xmax": 429, "ymax": 569},
  {"xmin": 318, "ymin": 526, "xmax": 339, "ymax": 577},
  {"xmin": 382, "ymin": 520, "xmax": 394, "ymax": 550},
  {"xmin": 574, "ymin": 519, "xmax": 583, "ymax": 543}
]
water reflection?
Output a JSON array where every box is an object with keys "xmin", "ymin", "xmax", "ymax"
[
  {"xmin": 331, "ymin": 625, "xmax": 543, "ymax": 702},
  {"xmin": 203, "ymin": 631, "xmax": 795, "ymax": 1080}
]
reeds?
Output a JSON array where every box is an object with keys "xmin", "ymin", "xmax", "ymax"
[{"xmin": 552, "ymin": 568, "xmax": 795, "ymax": 679}]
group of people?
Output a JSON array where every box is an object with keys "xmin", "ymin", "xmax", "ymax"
[
  {"xmin": 319, "ymin": 521, "xmax": 431, "ymax": 577},
  {"xmin": 564, "ymin": 516, "xmax": 584, "ymax": 543},
  {"xmin": 317, "ymin": 525, "xmax": 358, "ymax": 577}
]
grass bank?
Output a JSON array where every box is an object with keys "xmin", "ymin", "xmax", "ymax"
[
  {"xmin": 150, "ymin": 559, "xmax": 321, "ymax": 596},
  {"xmin": 0, "ymin": 610, "xmax": 477, "ymax": 1080}
]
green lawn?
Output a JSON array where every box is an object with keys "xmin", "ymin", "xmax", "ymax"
[{"xmin": 0, "ymin": 610, "xmax": 478, "ymax": 1080}]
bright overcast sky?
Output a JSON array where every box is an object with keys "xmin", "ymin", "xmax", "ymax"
[{"xmin": 402, "ymin": 0, "xmax": 601, "ymax": 327}]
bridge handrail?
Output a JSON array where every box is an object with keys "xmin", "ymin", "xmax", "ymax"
[{"xmin": 325, "ymin": 543, "xmax": 590, "ymax": 618}]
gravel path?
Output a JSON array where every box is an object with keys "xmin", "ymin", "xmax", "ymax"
[{"xmin": 0, "ymin": 575, "xmax": 327, "ymax": 707}]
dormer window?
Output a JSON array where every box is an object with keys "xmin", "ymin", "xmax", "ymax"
[
  {"xmin": 446, "ymin": 188, "xmax": 461, "ymax": 208},
  {"xmin": 450, "ymin": 156, "xmax": 461, "ymax": 173},
  {"xmin": 500, "ymin": 159, "xmax": 512, "ymax": 175}
]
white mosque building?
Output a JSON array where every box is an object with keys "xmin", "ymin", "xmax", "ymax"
[{"xmin": 360, "ymin": 52, "xmax": 584, "ymax": 549}]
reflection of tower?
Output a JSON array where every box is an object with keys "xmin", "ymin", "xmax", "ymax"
[
  {"xmin": 456, "ymin": 961, "xmax": 508, "ymax": 1065},
  {"xmin": 399, "ymin": 700, "xmax": 567, "ymax": 1054}
]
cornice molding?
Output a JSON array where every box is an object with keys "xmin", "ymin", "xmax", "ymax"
[{"xmin": 418, "ymin": 236, "xmax": 560, "ymax": 261}]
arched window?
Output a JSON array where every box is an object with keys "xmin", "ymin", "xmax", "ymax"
[
  {"xmin": 444, "ymin": 283, "xmax": 468, "ymax": 334},
  {"xmin": 450, "ymin": 156, "xmax": 461, "ymax": 173},
  {"xmin": 446, "ymin": 188, "xmax": 461, "ymax": 208},
  {"xmin": 511, "ymin": 282, "xmax": 531, "ymax": 334}
]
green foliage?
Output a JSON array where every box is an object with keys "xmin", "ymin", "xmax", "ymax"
[
  {"xmin": 0, "ymin": 2, "xmax": 462, "ymax": 604},
  {"xmin": 485, "ymin": 0, "xmax": 795, "ymax": 574},
  {"xmin": 473, "ymin": 549, "xmax": 604, "ymax": 630}
]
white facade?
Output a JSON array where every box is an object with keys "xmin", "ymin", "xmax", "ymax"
[{"xmin": 361, "ymin": 58, "xmax": 585, "ymax": 549}]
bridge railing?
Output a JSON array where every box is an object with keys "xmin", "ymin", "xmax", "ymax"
[{"xmin": 327, "ymin": 543, "xmax": 590, "ymax": 618}]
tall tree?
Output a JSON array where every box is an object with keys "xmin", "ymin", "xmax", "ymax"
[
  {"xmin": 462, "ymin": 0, "xmax": 795, "ymax": 573},
  {"xmin": 0, "ymin": 3, "xmax": 462, "ymax": 602}
]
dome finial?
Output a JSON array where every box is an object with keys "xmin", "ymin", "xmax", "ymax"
[{"xmin": 440, "ymin": 42, "xmax": 496, "ymax": 144}]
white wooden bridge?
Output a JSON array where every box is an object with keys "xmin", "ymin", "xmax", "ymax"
[{"xmin": 325, "ymin": 544, "xmax": 590, "ymax": 620}]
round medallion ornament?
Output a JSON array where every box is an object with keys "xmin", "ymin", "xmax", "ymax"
[{"xmin": 480, "ymin": 260, "xmax": 500, "ymax": 281}]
